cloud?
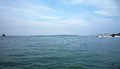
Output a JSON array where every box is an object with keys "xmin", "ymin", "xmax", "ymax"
[
  {"xmin": 0, "ymin": 6, "xmax": 18, "ymax": 12},
  {"xmin": 59, "ymin": 0, "xmax": 116, "ymax": 7},
  {"xmin": 59, "ymin": 0, "xmax": 119, "ymax": 16},
  {"xmin": 27, "ymin": 4, "xmax": 57, "ymax": 12},
  {"xmin": 38, "ymin": 14, "xmax": 59, "ymax": 19},
  {"xmin": 95, "ymin": 10, "xmax": 120, "ymax": 16},
  {"xmin": 0, "ymin": 16, "xmax": 61, "ymax": 27},
  {"xmin": 60, "ymin": 0, "xmax": 119, "ymax": 10},
  {"xmin": 0, "ymin": 16, "xmax": 64, "ymax": 35},
  {"xmin": 20, "ymin": 9, "xmax": 59, "ymax": 20},
  {"xmin": 89, "ymin": 0, "xmax": 120, "ymax": 16},
  {"xmin": 59, "ymin": 0, "xmax": 84, "ymax": 5},
  {"xmin": 86, "ymin": 0, "xmax": 117, "ymax": 9},
  {"xmin": 0, "ymin": 0, "xmax": 120, "ymax": 35},
  {"xmin": 84, "ymin": 0, "xmax": 120, "ymax": 17},
  {"xmin": 0, "ymin": 3, "xmax": 59, "ymax": 20},
  {"xmin": 63, "ymin": 19, "xmax": 83, "ymax": 23},
  {"xmin": 92, "ymin": 18, "xmax": 115, "ymax": 24},
  {"xmin": 62, "ymin": 19, "xmax": 88, "ymax": 26}
]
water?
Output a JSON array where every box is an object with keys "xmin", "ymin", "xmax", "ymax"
[{"xmin": 0, "ymin": 36, "xmax": 120, "ymax": 69}]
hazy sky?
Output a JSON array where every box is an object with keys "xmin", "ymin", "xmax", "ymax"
[{"xmin": 0, "ymin": 0, "xmax": 120, "ymax": 36}]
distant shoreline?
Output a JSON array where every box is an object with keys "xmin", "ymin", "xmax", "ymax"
[
  {"xmin": 97, "ymin": 33, "xmax": 120, "ymax": 37},
  {"xmin": 0, "ymin": 33, "xmax": 120, "ymax": 37},
  {"xmin": 0, "ymin": 35, "xmax": 96, "ymax": 37}
]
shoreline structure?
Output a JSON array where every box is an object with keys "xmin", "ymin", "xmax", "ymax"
[{"xmin": 97, "ymin": 33, "xmax": 120, "ymax": 37}]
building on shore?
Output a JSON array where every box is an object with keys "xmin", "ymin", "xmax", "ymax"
[
  {"xmin": 97, "ymin": 33, "xmax": 120, "ymax": 37},
  {"xmin": 97, "ymin": 33, "xmax": 112, "ymax": 37},
  {"xmin": 111, "ymin": 33, "xmax": 120, "ymax": 37}
]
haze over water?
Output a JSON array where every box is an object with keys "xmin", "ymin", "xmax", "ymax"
[{"xmin": 0, "ymin": 36, "xmax": 120, "ymax": 69}]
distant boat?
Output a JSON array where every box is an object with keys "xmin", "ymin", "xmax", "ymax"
[{"xmin": 115, "ymin": 36, "xmax": 120, "ymax": 37}]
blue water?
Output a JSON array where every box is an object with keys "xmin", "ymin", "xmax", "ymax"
[{"xmin": 0, "ymin": 36, "xmax": 120, "ymax": 69}]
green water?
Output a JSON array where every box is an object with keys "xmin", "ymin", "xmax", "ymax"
[{"xmin": 0, "ymin": 36, "xmax": 120, "ymax": 69}]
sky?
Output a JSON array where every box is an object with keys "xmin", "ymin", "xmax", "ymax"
[{"xmin": 0, "ymin": 0, "xmax": 120, "ymax": 36}]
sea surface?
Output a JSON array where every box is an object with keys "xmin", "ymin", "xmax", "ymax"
[{"xmin": 0, "ymin": 36, "xmax": 120, "ymax": 69}]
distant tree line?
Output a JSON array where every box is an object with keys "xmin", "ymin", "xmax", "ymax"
[
  {"xmin": 111, "ymin": 33, "xmax": 120, "ymax": 37},
  {"xmin": 0, "ymin": 34, "xmax": 6, "ymax": 37}
]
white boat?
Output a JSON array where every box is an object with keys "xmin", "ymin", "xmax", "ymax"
[{"xmin": 115, "ymin": 36, "xmax": 120, "ymax": 37}]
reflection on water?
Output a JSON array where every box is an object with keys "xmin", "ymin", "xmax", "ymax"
[{"xmin": 0, "ymin": 36, "xmax": 120, "ymax": 69}]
